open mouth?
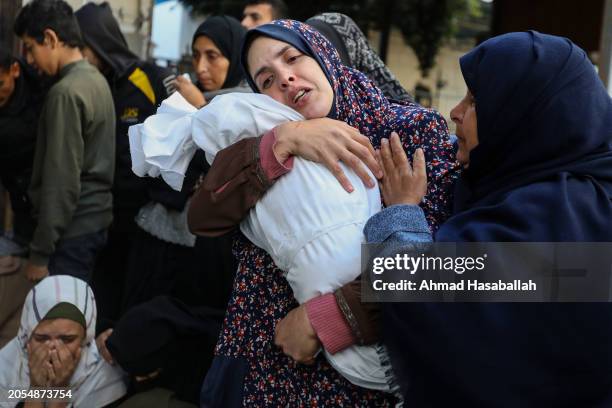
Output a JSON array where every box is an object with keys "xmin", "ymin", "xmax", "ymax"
[{"xmin": 293, "ymin": 88, "xmax": 311, "ymax": 104}]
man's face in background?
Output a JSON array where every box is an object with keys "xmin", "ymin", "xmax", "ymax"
[
  {"xmin": 242, "ymin": 3, "xmax": 275, "ymax": 30},
  {"xmin": 0, "ymin": 62, "xmax": 20, "ymax": 108}
]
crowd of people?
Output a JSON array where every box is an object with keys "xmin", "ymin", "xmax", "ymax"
[{"xmin": 0, "ymin": 0, "xmax": 611, "ymax": 407}]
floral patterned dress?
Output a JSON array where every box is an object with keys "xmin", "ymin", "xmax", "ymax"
[{"xmin": 211, "ymin": 236, "xmax": 395, "ymax": 406}]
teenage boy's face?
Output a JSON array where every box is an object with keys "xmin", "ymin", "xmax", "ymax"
[
  {"xmin": 0, "ymin": 62, "xmax": 20, "ymax": 108},
  {"xmin": 22, "ymin": 32, "xmax": 58, "ymax": 76}
]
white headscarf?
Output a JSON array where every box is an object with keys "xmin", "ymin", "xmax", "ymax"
[{"xmin": 0, "ymin": 275, "xmax": 126, "ymax": 407}]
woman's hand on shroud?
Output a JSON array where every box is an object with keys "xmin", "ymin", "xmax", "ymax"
[
  {"xmin": 273, "ymin": 119, "xmax": 383, "ymax": 193},
  {"xmin": 274, "ymin": 305, "xmax": 320, "ymax": 365}
]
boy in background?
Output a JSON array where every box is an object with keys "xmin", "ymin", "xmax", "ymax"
[{"xmin": 14, "ymin": 0, "xmax": 115, "ymax": 282}]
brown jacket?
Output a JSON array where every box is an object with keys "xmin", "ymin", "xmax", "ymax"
[{"xmin": 188, "ymin": 137, "xmax": 272, "ymax": 237}]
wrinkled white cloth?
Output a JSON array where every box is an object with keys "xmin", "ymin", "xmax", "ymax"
[
  {"xmin": 0, "ymin": 275, "xmax": 126, "ymax": 407},
  {"xmin": 243, "ymin": 155, "xmax": 388, "ymax": 391},
  {"xmin": 128, "ymin": 92, "xmax": 389, "ymax": 391},
  {"xmin": 128, "ymin": 91, "xmax": 197, "ymax": 191},
  {"xmin": 128, "ymin": 92, "xmax": 303, "ymax": 191}
]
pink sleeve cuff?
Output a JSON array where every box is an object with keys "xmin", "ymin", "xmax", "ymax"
[
  {"xmin": 305, "ymin": 293, "xmax": 357, "ymax": 354},
  {"xmin": 259, "ymin": 128, "xmax": 294, "ymax": 181}
]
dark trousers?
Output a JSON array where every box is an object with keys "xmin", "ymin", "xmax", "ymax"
[
  {"xmin": 47, "ymin": 229, "xmax": 107, "ymax": 283},
  {"xmin": 92, "ymin": 212, "xmax": 139, "ymax": 333}
]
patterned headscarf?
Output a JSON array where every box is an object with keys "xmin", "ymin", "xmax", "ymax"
[
  {"xmin": 306, "ymin": 13, "xmax": 413, "ymax": 102},
  {"xmin": 242, "ymin": 20, "xmax": 459, "ymax": 230}
]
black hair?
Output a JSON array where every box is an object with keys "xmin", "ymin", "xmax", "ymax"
[
  {"xmin": 244, "ymin": 0, "xmax": 289, "ymax": 20},
  {"xmin": 0, "ymin": 45, "xmax": 16, "ymax": 71},
  {"xmin": 14, "ymin": 0, "xmax": 82, "ymax": 48}
]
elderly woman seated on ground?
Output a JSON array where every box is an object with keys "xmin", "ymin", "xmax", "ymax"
[{"xmin": 0, "ymin": 275, "xmax": 126, "ymax": 408}]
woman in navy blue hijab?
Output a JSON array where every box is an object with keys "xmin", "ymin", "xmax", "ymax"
[
  {"xmin": 376, "ymin": 31, "xmax": 612, "ymax": 406},
  {"xmin": 440, "ymin": 30, "xmax": 612, "ymax": 240}
]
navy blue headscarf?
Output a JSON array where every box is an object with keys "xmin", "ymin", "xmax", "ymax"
[
  {"xmin": 383, "ymin": 32, "xmax": 612, "ymax": 407},
  {"xmin": 438, "ymin": 31, "xmax": 612, "ymax": 241},
  {"xmin": 193, "ymin": 16, "xmax": 246, "ymax": 89}
]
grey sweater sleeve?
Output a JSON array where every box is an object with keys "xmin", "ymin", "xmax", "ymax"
[{"xmin": 364, "ymin": 204, "xmax": 432, "ymax": 245}]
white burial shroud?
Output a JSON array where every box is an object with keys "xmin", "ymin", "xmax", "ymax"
[
  {"xmin": 128, "ymin": 91, "xmax": 303, "ymax": 190},
  {"xmin": 128, "ymin": 92, "xmax": 388, "ymax": 391}
]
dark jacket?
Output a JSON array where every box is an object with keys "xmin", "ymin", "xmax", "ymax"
[
  {"xmin": 111, "ymin": 61, "xmax": 177, "ymax": 215},
  {"xmin": 0, "ymin": 61, "xmax": 45, "ymax": 244},
  {"xmin": 75, "ymin": 2, "xmax": 179, "ymax": 218}
]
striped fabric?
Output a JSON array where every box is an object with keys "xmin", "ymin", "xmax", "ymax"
[{"xmin": 0, "ymin": 275, "xmax": 126, "ymax": 407}]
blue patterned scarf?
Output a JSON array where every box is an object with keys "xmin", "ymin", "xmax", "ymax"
[{"xmin": 241, "ymin": 19, "xmax": 459, "ymax": 230}]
